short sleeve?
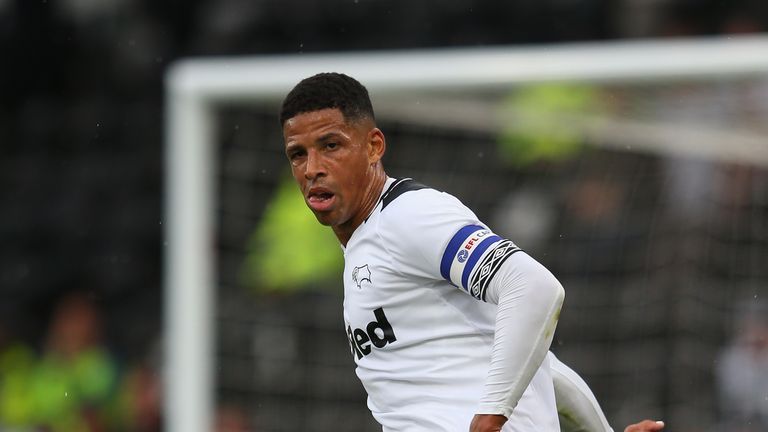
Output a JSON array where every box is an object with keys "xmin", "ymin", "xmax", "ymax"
[{"xmin": 378, "ymin": 187, "xmax": 521, "ymax": 301}]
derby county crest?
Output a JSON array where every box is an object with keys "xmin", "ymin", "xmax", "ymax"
[{"xmin": 352, "ymin": 264, "xmax": 372, "ymax": 289}]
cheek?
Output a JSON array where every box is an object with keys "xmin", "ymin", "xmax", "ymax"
[{"xmin": 290, "ymin": 166, "xmax": 305, "ymax": 183}]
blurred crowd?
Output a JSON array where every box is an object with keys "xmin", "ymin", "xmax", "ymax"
[
  {"xmin": 0, "ymin": 292, "xmax": 253, "ymax": 431},
  {"xmin": 0, "ymin": 292, "xmax": 162, "ymax": 432},
  {"xmin": 716, "ymin": 304, "xmax": 768, "ymax": 432}
]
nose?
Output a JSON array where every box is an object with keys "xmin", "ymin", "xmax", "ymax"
[{"xmin": 304, "ymin": 149, "xmax": 325, "ymax": 180}]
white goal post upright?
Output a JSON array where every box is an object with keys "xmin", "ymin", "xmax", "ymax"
[{"xmin": 164, "ymin": 35, "xmax": 768, "ymax": 432}]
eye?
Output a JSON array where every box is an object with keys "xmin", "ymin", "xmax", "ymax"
[
  {"xmin": 287, "ymin": 149, "xmax": 306, "ymax": 163},
  {"xmin": 325, "ymin": 142, "xmax": 338, "ymax": 150}
]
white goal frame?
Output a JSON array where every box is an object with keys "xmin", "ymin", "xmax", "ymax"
[{"xmin": 164, "ymin": 35, "xmax": 768, "ymax": 432}]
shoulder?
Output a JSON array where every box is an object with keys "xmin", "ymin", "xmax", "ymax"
[
  {"xmin": 379, "ymin": 178, "xmax": 433, "ymax": 211},
  {"xmin": 371, "ymin": 179, "xmax": 484, "ymax": 279},
  {"xmin": 377, "ymin": 178, "xmax": 475, "ymax": 223},
  {"xmin": 373, "ymin": 178, "xmax": 482, "ymax": 255}
]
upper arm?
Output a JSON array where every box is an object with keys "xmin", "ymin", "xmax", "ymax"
[{"xmin": 381, "ymin": 190, "xmax": 521, "ymax": 302}]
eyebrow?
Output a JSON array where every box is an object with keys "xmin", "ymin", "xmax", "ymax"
[
  {"xmin": 317, "ymin": 132, "xmax": 341, "ymax": 142},
  {"xmin": 285, "ymin": 141, "xmax": 303, "ymax": 154},
  {"xmin": 285, "ymin": 131, "xmax": 344, "ymax": 153}
]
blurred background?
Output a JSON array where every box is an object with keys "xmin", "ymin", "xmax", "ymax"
[{"xmin": 2, "ymin": 1, "xmax": 768, "ymax": 431}]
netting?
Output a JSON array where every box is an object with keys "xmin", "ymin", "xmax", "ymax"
[{"xmin": 207, "ymin": 74, "xmax": 768, "ymax": 431}]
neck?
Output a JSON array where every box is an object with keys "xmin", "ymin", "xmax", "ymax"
[{"xmin": 334, "ymin": 167, "xmax": 387, "ymax": 246}]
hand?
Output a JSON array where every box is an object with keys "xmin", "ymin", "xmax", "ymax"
[
  {"xmin": 624, "ymin": 420, "xmax": 665, "ymax": 432},
  {"xmin": 469, "ymin": 414, "xmax": 507, "ymax": 432}
]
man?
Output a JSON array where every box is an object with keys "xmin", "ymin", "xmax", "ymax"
[{"xmin": 280, "ymin": 72, "xmax": 663, "ymax": 432}]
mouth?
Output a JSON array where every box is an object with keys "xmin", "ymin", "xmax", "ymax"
[{"xmin": 307, "ymin": 188, "xmax": 336, "ymax": 212}]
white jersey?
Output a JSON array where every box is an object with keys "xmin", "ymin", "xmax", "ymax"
[{"xmin": 342, "ymin": 178, "xmax": 559, "ymax": 432}]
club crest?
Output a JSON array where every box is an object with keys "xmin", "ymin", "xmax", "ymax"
[{"xmin": 352, "ymin": 264, "xmax": 372, "ymax": 289}]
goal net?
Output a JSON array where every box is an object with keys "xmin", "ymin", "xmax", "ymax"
[{"xmin": 165, "ymin": 36, "xmax": 768, "ymax": 432}]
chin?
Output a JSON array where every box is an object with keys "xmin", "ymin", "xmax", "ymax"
[{"xmin": 312, "ymin": 212, "xmax": 336, "ymax": 226}]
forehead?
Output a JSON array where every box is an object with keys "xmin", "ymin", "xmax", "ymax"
[{"xmin": 283, "ymin": 108, "xmax": 348, "ymax": 139}]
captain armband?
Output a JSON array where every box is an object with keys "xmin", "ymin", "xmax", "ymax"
[{"xmin": 439, "ymin": 224, "xmax": 522, "ymax": 301}]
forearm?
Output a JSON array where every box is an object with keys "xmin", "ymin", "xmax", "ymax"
[
  {"xmin": 550, "ymin": 353, "xmax": 613, "ymax": 432},
  {"xmin": 477, "ymin": 252, "xmax": 565, "ymax": 417}
]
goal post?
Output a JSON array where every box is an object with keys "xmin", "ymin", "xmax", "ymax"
[{"xmin": 164, "ymin": 35, "xmax": 768, "ymax": 432}]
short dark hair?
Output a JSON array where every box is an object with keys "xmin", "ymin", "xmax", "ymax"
[{"xmin": 279, "ymin": 72, "xmax": 375, "ymax": 125}]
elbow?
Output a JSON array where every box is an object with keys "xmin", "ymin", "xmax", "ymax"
[
  {"xmin": 525, "ymin": 268, "xmax": 565, "ymax": 342},
  {"xmin": 532, "ymin": 268, "xmax": 565, "ymax": 315},
  {"xmin": 551, "ymin": 278, "xmax": 565, "ymax": 312},
  {"xmin": 540, "ymin": 274, "xmax": 565, "ymax": 339},
  {"xmin": 492, "ymin": 253, "xmax": 564, "ymax": 315}
]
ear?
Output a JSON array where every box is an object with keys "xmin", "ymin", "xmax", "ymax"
[{"xmin": 367, "ymin": 127, "xmax": 386, "ymax": 164}]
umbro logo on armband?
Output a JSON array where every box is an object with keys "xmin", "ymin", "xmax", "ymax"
[{"xmin": 346, "ymin": 308, "xmax": 397, "ymax": 360}]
